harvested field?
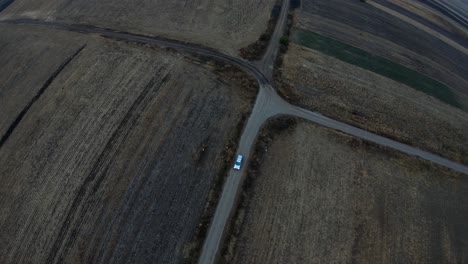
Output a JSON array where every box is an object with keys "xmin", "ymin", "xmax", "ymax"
[
  {"xmin": 226, "ymin": 117, "xmax": 468, "ymax": 264},
  {"xmin": 295, "ymin": 0, "xmax": 468, "ymax": 96},
  {"xmin": 0, "ymin": 26, "xmax": 257, "ymax": 263},
  {"xmin": 280, "ymin": 44, "xmax": 468, "ymax": 165},
  {"xmin": 0, "ymin": 0, "xmax": 276, "ymax": 55},
  {"xmin": 0, "ymin": 24, "xmax": 85, "ymax": 144}
]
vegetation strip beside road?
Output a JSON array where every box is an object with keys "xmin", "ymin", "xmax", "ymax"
[{"xmin": 291, "ymin": 28, "xmax": 464, "ymax": 110}]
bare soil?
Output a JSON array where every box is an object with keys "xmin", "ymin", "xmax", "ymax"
[
  {"xmin": 0, "ymin": 27, "xmax": 257, "ymax": 263},
  {"xmin": 227, "ymin": 117, "xmax": 468, "ymax": 264},
  {"xmin": 0, "ymin": 0, "xmax": 277, "ymax": 55},
  {"xmin": 280, "ymin": 44, "xmax": 468, "ymax": 165}
]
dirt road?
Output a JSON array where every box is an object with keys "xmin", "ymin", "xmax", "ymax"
[
  {"xmin": 256, "ymin": 0, "xmax": 290, "ymax": 80},
  {"xmin": 1, "ymin": 13, "xmax": 468, "ymax": 264}
]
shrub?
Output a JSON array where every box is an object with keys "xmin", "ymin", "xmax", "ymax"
[{"xmin": 280, "ymin": 36, "xmax": 289, "ymax": 46}]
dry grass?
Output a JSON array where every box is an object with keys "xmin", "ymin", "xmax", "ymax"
[
  {"xmin": 0, "ymin": 0, "xmax": 277, "ymax": 55},
  {"xmin": 227, "ymin": 117, "xmax": 468, "ymax": 263},
  {"xmin": 0, "ymin": 28, "xmax": 257, "ymax": 263},
  {"xmin": 280, "ymin": 44, "xmax": 468, "ymax": 164}
]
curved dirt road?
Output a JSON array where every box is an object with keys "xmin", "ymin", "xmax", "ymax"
[{"xmin": 1, "ymin": 9, "xmax": 468, "ymax": 264}]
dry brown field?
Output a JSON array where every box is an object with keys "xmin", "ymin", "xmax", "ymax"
[
  {"xmin": 0, "ymin": 25, "xmax": 256, "ymax": 263},
  {"xmin": 0, "ymin": 0, "xmax": 276, "ymax": 55},
  {"xmin": 226, "ymin": 117, "xmax": 468, "ymax": 264},
  {"xmin": 280, "ymin": 44, "xmax": 468, "ymax": 164}
]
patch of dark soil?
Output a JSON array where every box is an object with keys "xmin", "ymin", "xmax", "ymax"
[{"xmin": 290, "ymin": 0, "xmax": 301, "ymax": 9}]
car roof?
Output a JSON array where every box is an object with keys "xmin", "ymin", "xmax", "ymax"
[{"xmin": 236, "ymin": 155, "xmax": 243, "ymax": 161}]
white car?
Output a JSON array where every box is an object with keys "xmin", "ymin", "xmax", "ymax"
[{"xmin": 233, "ymin": 154, "xmax": 243, "ymax": 170}]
